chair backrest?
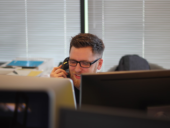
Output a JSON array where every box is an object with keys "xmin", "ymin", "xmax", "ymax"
[{"xmin": 115, "ymin": 54, "xmax": 150, "ymax": 71}]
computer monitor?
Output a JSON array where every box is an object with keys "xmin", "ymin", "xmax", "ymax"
[
  {"xmin": 58, "ymin": 106, "xmax": 170, "ymax": 128},
  {"xmin": 0, "ymin": 75, "xmax": 76, "ymax": 128},
  {"xmin": 80, "ymin": 70, "xmax": 170, "ymax": 118}
]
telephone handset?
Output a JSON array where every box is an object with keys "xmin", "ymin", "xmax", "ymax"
[{"xmin": 61, "ymin": 57, "xmax": 70, "ymax": 78}]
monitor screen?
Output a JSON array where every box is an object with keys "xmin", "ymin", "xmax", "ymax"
[
  {"xmin": 80, "ymin": 70, "xmax": 170, "ymax": 118},
  {"xmin": 0, "ymin": 75, "xmax": 76, "ymax": 128},
  {"xmin": 0, "ymin": 91, "xmax": 49, "ymax": 128}
]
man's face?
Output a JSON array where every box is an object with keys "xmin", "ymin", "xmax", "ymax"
[{"xmin": 69, "ymin": 46, "xmax": 103, "ymax": 89}]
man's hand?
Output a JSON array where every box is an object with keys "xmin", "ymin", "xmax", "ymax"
[{"xmin": 50, "ymin": 65, "xmax": 68, "ymax": 78}]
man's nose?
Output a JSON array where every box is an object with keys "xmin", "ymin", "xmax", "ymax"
[{"xmin": 75, "ymin": 63, "xmax": 81, "ymax": 72}]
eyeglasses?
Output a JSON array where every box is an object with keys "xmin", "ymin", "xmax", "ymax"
[{"xmin": 68, "ymin": 58, "xmax": 101, "ymax": 68}]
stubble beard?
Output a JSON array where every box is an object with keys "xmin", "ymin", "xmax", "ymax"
[
  {"xmin": 70, "ymin": 71, "xmax": 80, "ymax": 89},
  {"xmin": 69, "ymin": 63, "xmax": 98, "ymax": 89}
]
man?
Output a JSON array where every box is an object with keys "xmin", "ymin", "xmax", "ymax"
[{"xmin": 50, "ymin": 33, "xmax": 105, "ymax": 104}]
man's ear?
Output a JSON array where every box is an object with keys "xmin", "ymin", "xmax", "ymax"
[{"xmin": 97, "ymin": 58, "xmax": 103, "ymax": 70}]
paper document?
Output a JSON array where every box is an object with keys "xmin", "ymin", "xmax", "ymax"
[
  {"xmin": 27, "ymin": 71, "xmax": 43, "ymax": 76},
  {"xmin": 7, "ymin": 70, "xmax": 43, "ymax": 77},
  {"xmin": 7, "ymin": 70, "xmax": 31, "ymax": 76}
]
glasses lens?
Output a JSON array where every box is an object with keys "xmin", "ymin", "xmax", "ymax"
[
  {"xmin": 69, "ymin": 60, "xmax": 77, "ymax": 66},
  {"xmin": 80, "ymin": 61, "xmax": 90, "ymax": 68}
]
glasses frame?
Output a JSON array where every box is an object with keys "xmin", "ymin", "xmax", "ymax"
[{"xmin": 68, "ymin": 58, "xmax": 101, "ymax": 68}]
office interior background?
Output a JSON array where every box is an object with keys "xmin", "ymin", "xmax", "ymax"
[{"xmin": 0, "ymin": 0, "xmax": 170, "ymax": 72}]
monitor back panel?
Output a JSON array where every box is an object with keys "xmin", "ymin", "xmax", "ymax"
[
  {"xmin": 0, "ymin": 75, "xmax": 76, "ymax": 128},
  {"xmin": 81, "ymin": 70, "xmax": 170, "ymax": 111}
]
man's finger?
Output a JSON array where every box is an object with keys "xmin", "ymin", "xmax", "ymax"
[
  {"xmin": 58, "ymin": 72, "xmax": 67, "ymax": 78},
  {"xmin": 51, "ymin": 65, "xmax": 62, "ymax": 72},
  {"xmin": 52, "ymin": 67, "xmax": 59, "ymax": 72},
  {"xmin": 55, "ymin": 69, "xmax": 68, "ymax": 75}
]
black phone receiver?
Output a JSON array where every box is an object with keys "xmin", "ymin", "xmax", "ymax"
[{"xmin": 61, "ymin": 57, "xmax": 70, "ymax": 78}]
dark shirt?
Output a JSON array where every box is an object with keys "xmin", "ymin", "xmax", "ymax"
[{"xmin": 74, "ymin": 86, "xmax": 80, "ymax": 106}]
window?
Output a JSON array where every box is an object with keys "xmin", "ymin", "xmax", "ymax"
[
  {"xmin": 88, "ymin": 0, "xmax": 170, "ymax": 71},
  {"xmin": 0, "ymin": 0, "xmax": 80, "ymax": 66}
]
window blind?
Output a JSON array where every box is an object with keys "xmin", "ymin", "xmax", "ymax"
[
  {"xmin": 145, "ymin": 0, "xmax": 170, "ymax": 69},
  {"xmin": 0, "ymin": 0, "xmax": 80, "ymax": 66},
  {"xmin": 0, "ymin": 0, "xmax": 26, "ymax": 62},
  {"xmin": 88, "ymin": 0, "xmax": 170, "ymax": 71}
]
